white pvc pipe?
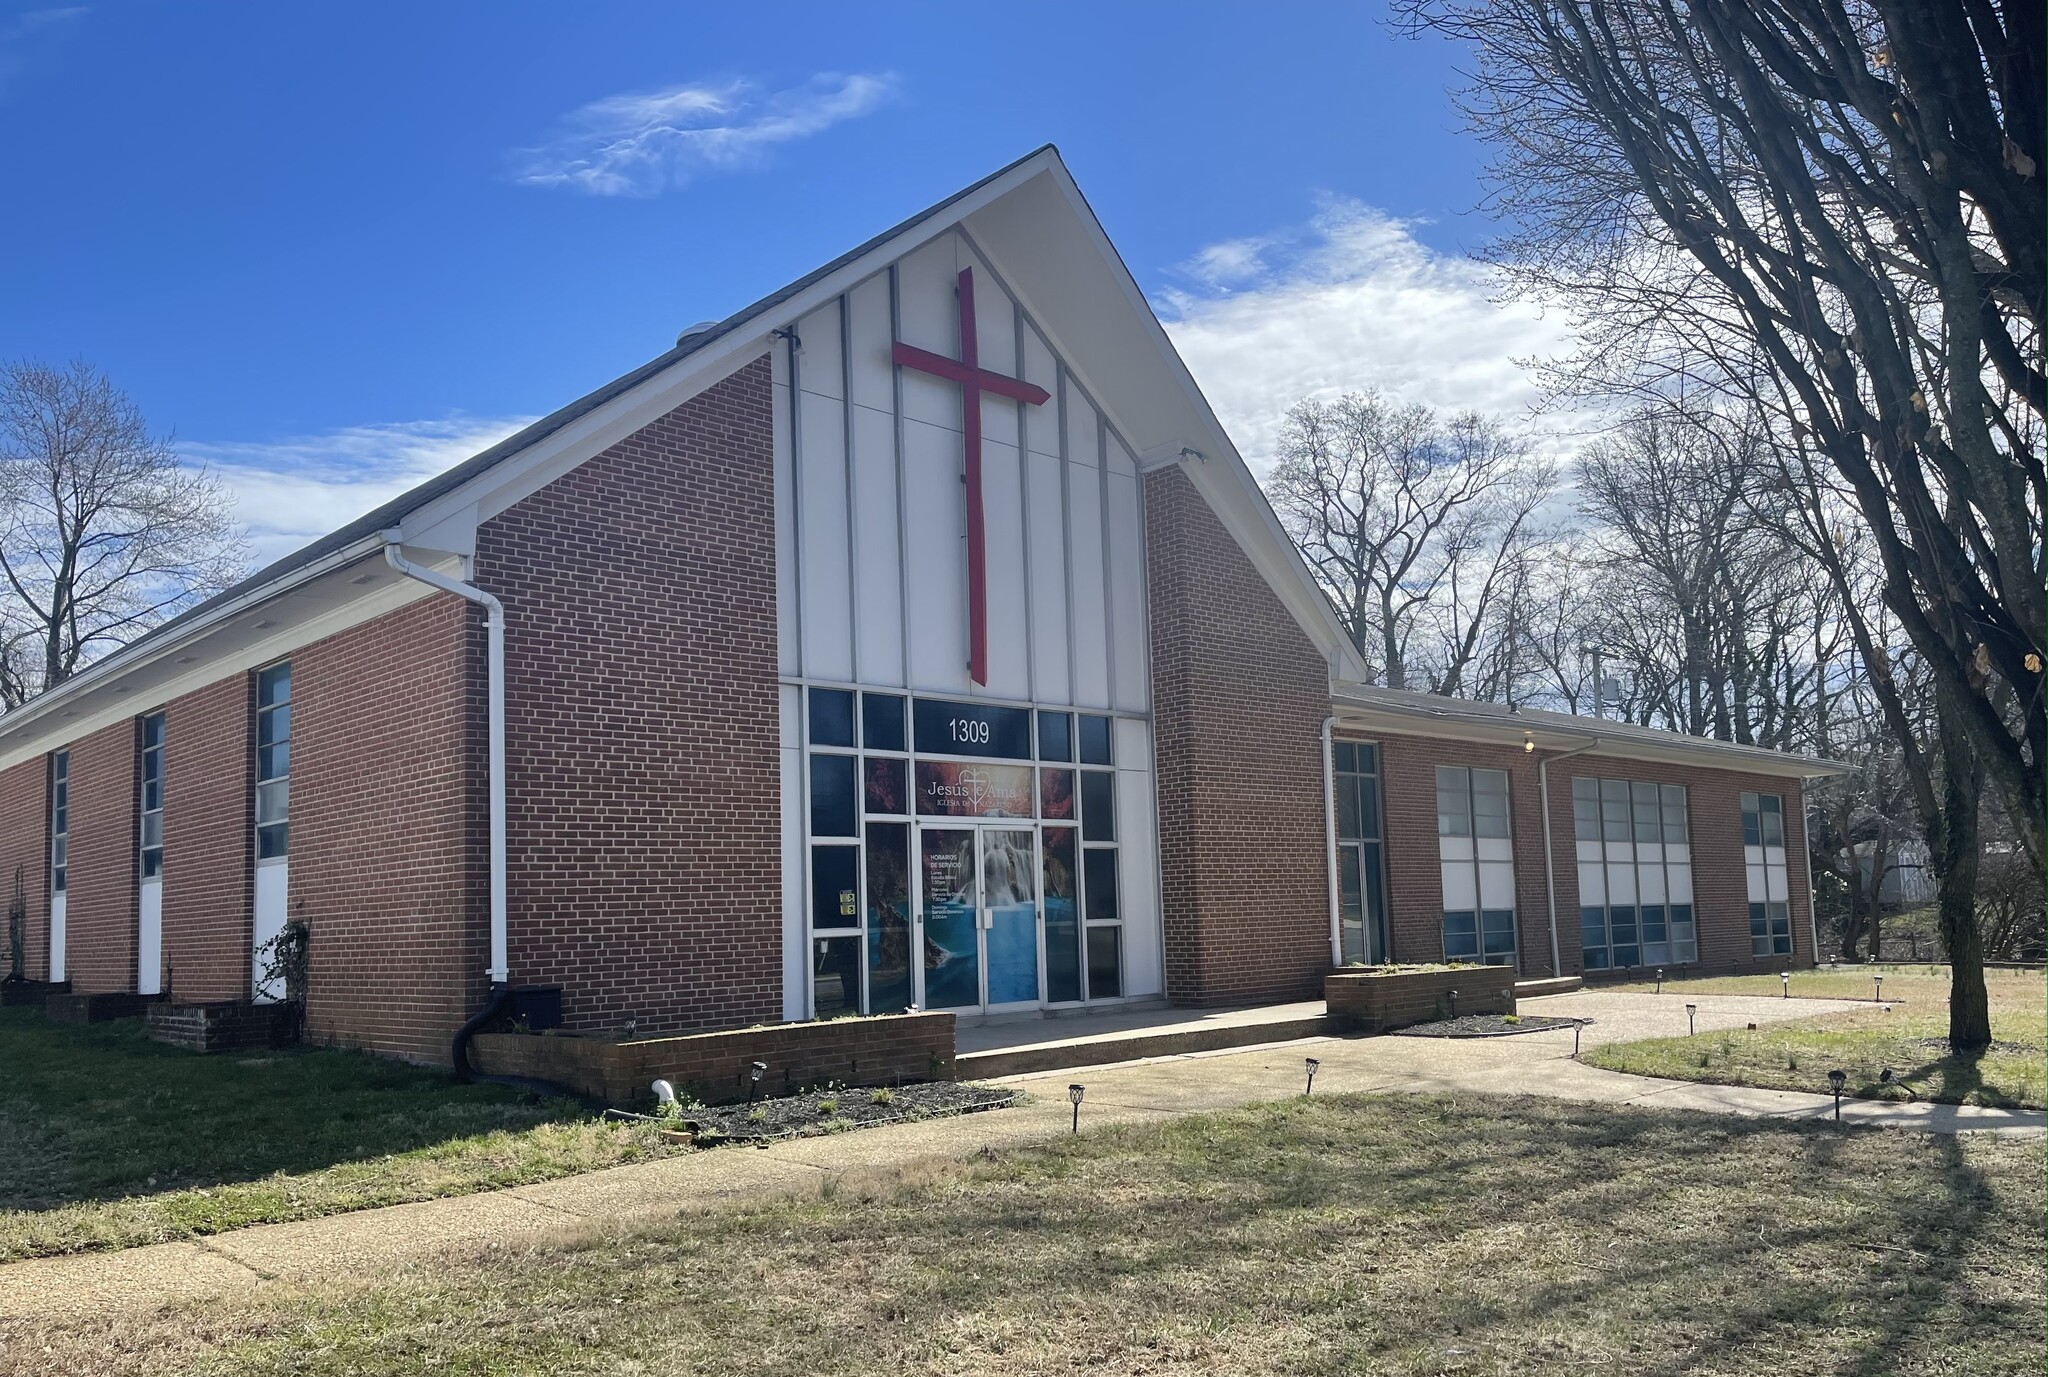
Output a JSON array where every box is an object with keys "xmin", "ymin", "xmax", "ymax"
[
  {"xmin": 382, "ymin": 534, "xmax": 508, "ymax": 984},
  {"xmin": 1538, "ymin": 739, "xmax": 1599, "ymax": 980},
  {"xmin": 1322, "ymin": 715, "xmax": 1341, "ymax": 966}
]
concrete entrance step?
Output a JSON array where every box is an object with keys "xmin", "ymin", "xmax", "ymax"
[
  {"xmin": 1515, "ymin": 976, "xmax": 1583, "ymax": 998},
  {"xmin": 955, "ymin": 1001, "xmax": 1334, "ymax": 1079}
]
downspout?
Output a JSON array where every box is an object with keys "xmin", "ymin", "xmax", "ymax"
[
  {"xmin": 1799, "ymin": 780, "xmax": 1821, "ymax": 968},
  {"xmin": 1322, "ymin": 716, "xmax": 1341, "ymax": 967},
  {"xmin": 381, "ymin": 534, "xmax": 508, "ymax": 1077},
  {"xmin": 1538, "ymin": 738, "xmax": 1600, "ymax": 980}
]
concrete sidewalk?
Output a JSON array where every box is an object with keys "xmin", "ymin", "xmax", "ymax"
[{"xmin": 3, "ymin": 990, "xmax": 2038, "ymax": 1322}]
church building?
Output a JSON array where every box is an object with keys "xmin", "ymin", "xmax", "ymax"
[{"xmin": 0, "ymin": 148, "xmax": 1840, "ymax": 1064}]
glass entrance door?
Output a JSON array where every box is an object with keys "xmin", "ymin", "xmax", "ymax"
[{"xmin": 917, "ymin": 825, "xmax": 1042, "ymax": 1012}]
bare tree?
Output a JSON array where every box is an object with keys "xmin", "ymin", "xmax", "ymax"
[
  {"xmin": 1398, "ymin": 0, "xmax": 2041, "ymax": 1050},
  {"xmin": 1267, "ymin": 393, "xmax": 1556, "ymax": 695},
  {"xmin": 0, "ymin": 360, "xmax": 243, "ymax": 707}
]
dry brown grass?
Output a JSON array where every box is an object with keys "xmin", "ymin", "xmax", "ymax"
[{"xmin": 10, "ymin": 1091, "xmax": 2040, "ymax": 1377}]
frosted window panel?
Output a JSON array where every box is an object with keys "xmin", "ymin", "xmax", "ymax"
[
  {"xmin": 1441, "ymin": 861, "xmax": 1478, "ymax": 910},
  {"xmin": 1766, "ymin": 865, "xmax": 1790, "ymax": 901},
  {"xmin": 1668, "ymin": 865, "xmax": 1694, "ymax": 903},
  {"xmin": 1478, "ymin": 860, "xmax": 1515, "ymax": 909},
  {"xmin": 1607, "ymin": 862, "xmax": 1638, "ymax": 904},
  {"xmin": 1577, "ymin": 863, "xmax": 1606, "ymax": 906},
  {"xmin": 1746, "ymin": 864, "xmax": 1768, "ymax": 901},
  {"xmin": 1639, "ymin": 864, "xmax": 1667, "ymax": 903},
  {"xmin": 1439, "ymin": 835, "xmax": 1475, "ymax": 864},
  {"xmin": 1575, "ymin": 840, "xmax": 1604, "ymax": 865}
]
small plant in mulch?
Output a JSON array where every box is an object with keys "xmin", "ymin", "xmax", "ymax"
[
  {"xmin": 1390, "ymin": 1013, "xmax": 1586, "ymax": 1039},
  {"xmin": 681, "ymin": 1082, "xmax": 1016, "ymax": 1147}
]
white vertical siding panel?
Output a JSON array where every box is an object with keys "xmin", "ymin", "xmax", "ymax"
[
  {"xmin": 1105, "ymin": 429, "xmax": 1138, "ymax": 478},
  {"xmin": 897, "ymin": 235, "xmax": 961, "ymax": 431},
  {"xmin": 1106, "ymin": 470, "xmax": 1147, "ymax": 712},
  {"xmin": 796, "ymin": 303, "xmax": 844, "ymax": 399},
  {"xmin": 851, "ymin": 403, "xmax": 904, "ymax": 686},
  {"xmin": 846, "ymin": 274, "xmax": 895, "ymax": 411},
  {"xmin": 772, "ymin": 359, "xmax": 799, "ymax": 677},
  {"xmin": 1067, "ymin": 457, "xmax": 1110, "ymax": 708},
  {"xmin": 797, "ymin": 387, "xmax": 853, "ymax": 682},
  {"xmin": 1021, "ymin": 327, "xmax": 1061, "ymax": 457},
  {"xmin": 980, "ymin": 436, "xmax": 1030, "ymax": 701},
  {"xmin": 1024, "ymin": 449, "xmax": 1070, "ymax": 704},
  {"xmin": 903, "ymin": 417, "xmax": 968, "ymax": 693}
]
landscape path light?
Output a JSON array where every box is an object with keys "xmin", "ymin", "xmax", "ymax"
[
  {"xmin": 1828, "ymin": 1069, "xmax": 1847, "ymax": 1121},
  {"xmin": 1304, "ymin": 1057, "xmax": 1320, "ymax": 1096},
  {"xmin": 1573, "ymin": 1018, "xmax": 1586, "ymax": 1056},
  {"xmin": 1781, "ymin": 971, "xmax": 1791, "ymax": 999},
  {"xmin": 1448, "ymin": 989, "xmax": 1460, "ymax": 1021},
  {"xmin": 1655, "ymin": 969, "xmax": 1665, "ymax": 994},
  {"xmin": 1068, "ymin": 1083, "xmax": 1085, "ymax": 1134},
  {"xmin": 1685, "ymin": 1003, "xmax": 1697, "ymax": 1036},
  {"xmin": 747, "ymin": 1060, "xmax": 767, "ymax": 1105},
  {"xmin": 1873, "ymin": 974, "xmax": 1884, "ymax": 1002}
]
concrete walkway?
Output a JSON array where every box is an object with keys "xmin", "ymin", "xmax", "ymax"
[{"xmin": 3, "ymin": 990, "xmax": 2038, "ymax": 1322}]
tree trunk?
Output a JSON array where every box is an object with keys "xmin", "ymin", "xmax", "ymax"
[
  {"xmin": 1933, "ymin": 694, "xmax": 1992, "ymax": 1051},
  {"xmin": 1837, "ymin": 849, "xmax": 1865, "ymax": 961}
]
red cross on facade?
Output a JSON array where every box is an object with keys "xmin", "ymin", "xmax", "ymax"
[{"xmin": 893, "ymin": 267, "xmax": 1051, "ymax": 686}]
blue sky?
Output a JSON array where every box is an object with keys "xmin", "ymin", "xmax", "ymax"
[{"xmin": 0, "ymin": 4, "xmax": 1575, "ymax": 561}]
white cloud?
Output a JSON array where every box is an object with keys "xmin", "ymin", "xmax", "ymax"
[
  {"xmin": 0, "ymin": 6, "xmax": 87, "ymax": 98},
  {"xmin": 182, "ymin": 416, "xmax": 535, "ymax": 568},
  {"xmin": 1157, "ymin": 197, "xmax": 1582, "ymax": 472},
  {"xmin": 509, "ymin": 72, "xmax": 897, "ymax": 197}
]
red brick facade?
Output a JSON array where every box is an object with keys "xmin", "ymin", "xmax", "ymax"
[
  {"xmin": 0, "ymin": 758, "xmax": 49, "ymax": 982},
  {"xmin": 1146, "ymin": 465, "xmax": 1333, "ymax": 1006},
  {"xmin": 293, "ymin": 592, "xmax": 487, "ymax": 1063},
  {"xmin": 160, "ymin": 675, "xmax": 255, "ymax": 1002},
  {"xmin": 1368, "ymin": 730, "xmax": 1812, "ymax": 977},
  {"xmin": 473, "ymin": 356, "xmax": 782, "ymax": 1037},
  {"xmin": 61, "ymin": 720, "xmax": 139, "ymax": 994}
]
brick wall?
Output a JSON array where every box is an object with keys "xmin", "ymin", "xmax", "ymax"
[
  {"xmin": 1369, "ymin": 729, "xmax": 1813, "ymax": 977},
  {"xmin": 1146, "ymin": 465, "xmax": 1333, "ymax": 1005},
  {"xmin": 62, "ymin": 720, "xmax": 139, "ymax": 994},
  {"xmin": 1375, "ymin": 735, "xmax": 1562, "ymax": 977},
  {"xmin": 472, "ymin": 356, "xmax": 782, "ymax": 1036},
  {"xmin": 160, "ymin": 675, "xmax": 254, "ymax": 1002},
  {"xmin": 0, "ymin": 758, "xmax": 48, "ymax": 981},
  {"xmin": 293, "ymin": 592, "xmax": 488, "ymax": 1063}
]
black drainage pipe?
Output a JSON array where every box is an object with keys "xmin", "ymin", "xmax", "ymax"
[{"xmin": 451, "ymin": 981, "xmax": 513, "ymax": 1084}]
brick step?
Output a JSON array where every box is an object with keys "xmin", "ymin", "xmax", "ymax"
[
  {"xmin": 147, "ymin": 1000, "xmax": 300, "ymax": 1053},
  {"xmin": 1515, "ymin": 976, "xmax": 1583, "ymax": 998},
  {"xmin": 956, "ymin": 1012, "xmax": 1335, "ymax": 1080}
]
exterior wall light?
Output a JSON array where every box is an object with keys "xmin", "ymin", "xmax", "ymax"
[
  {"xmin": 1523, "ymin": 733, "xmax": 1534, "ymax": 753},
  {"xmin": 1685, "ymin": 1003, "xmax": 1697, "ymax": 1036},
  {"xmin": 1304, "ymin": 1057, "xmax": 1320, "ymax": 1096},
  {"xmin": 1068, "ymin": 1083, "xmax": 1085, "ymax": 1133}
]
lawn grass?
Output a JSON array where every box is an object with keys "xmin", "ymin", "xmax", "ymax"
[
  {"xmin": 1587, "ymin": 965, "xmax": 2046, "ymax": 1109},
  {"xmin": 0, "ymin": 1007, "xmax": 683, "ymax": 1261},
  {"xmin": 17, "ymin": 1092, "xmax": 2042, "ymax": 1377}
]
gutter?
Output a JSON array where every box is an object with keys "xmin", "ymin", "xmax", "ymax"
[
  {"xmin": 1538, "ymin": 739, "xmax": 1600, "ymax": 980},
  {"xmin": 381, "ymin": 534, "xmax": 508, "ymax": 989}
]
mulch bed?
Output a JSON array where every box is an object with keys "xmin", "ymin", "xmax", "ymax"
[
  {"xmin": 1389, "ymin": 1014, "xmax": 1586, "ymax": 1039},
  {"xmin": 679, "ymin": 1082, "xmax": 1017, "ymax": 1145}
]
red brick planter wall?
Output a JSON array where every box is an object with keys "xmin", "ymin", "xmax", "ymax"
[
  {"xmin": 471, "ymin": 1010, "xmax": 956, "ymax": 1107},
  {"xmin": 1325, "ymin": 965, "xmax": 1517, "ymax": 1034}
]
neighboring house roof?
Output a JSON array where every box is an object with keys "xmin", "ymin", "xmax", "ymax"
[{"xmin": 1332, "ymin": 682, "xmax": 1851, "ymax": 779}]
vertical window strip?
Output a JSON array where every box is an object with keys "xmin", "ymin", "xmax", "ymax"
[
  {"xmin": 1574, "ymin": 777, "xmax": 1694, "ymax": 970},
  {"xmin": 50, "ymin": 751, "xmax": 68, "ymax": 893},
  {"xmin": 1436, "ymin": 765, "xmax": 1515, "ymax": 966},
  {"xmin": 1742, "ymin": 792, "xmax": 1793, "ymax": 956},
  {"xmin": 256, "ymin": 663, "xmax": 291, "ymax": 860},
  {"xmin": 139, "ymin": 713, "xmax": 165, "ymax": 879}
]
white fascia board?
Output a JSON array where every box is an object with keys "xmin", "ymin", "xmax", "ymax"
[
  {"xmin": 0, "ymin": 555, "xmax": 456, "ymax": 774},
  {"xmin": 1333, "ymin": 700, "xmax": 1847, "ymax": 778}
]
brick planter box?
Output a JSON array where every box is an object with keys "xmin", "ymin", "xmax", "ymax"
[
  {"xmin": 1, "ymin": 979, "xmax": 66, "ymax": 1007},
  {"xmin": 1325, "ymin": 965, "xmax": 1517, "ymax": 1035},
  {"xmin": 147, "ymin": 1000, "xmax": 301, "ymax": 1053},
  {"xmin": 45, "ymin": 991, "xmax": 160, "ymax": 1024},
  {"xmin": 471, "ymin": 1010, "xmax": 957, "ymax": 1107}
]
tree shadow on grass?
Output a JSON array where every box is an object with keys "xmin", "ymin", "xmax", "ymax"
[{"xmin": 0, "ymin": 1008, "xmax": 581, "ymax": 1210}]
